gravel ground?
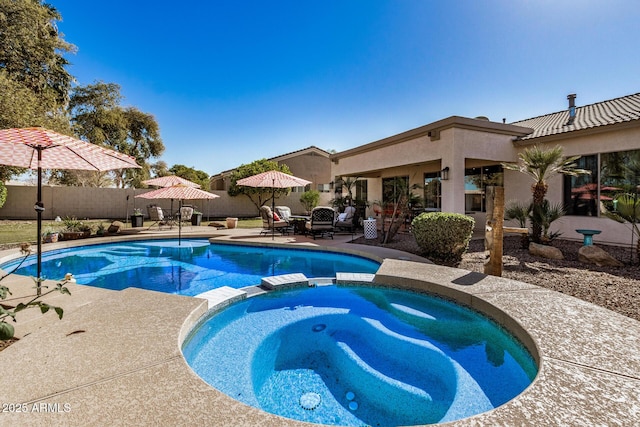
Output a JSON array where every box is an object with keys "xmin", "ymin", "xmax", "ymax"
[{"xmin": 352, "ymin": 233, "xmax": 640, "ymax": 322}]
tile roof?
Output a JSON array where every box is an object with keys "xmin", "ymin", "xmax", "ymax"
[{"xmin": 511, "ymin": 92, "xmax": 640, "ymax": 141}]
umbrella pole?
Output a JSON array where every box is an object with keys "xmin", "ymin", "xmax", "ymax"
[
  {"xmin": 35, "ymin": 147, "xmax": 44, "ymax": 295},
  {"xmin": 178, "ymin": 199, "xmax": 182, "ymax": 245},
  {"xmin": 272, "ymin": 179, "xmax": 275, "ymax": 240}
]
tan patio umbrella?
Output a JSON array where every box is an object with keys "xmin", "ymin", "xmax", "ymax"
[
  {"xmin": 236, "ymin": 170, "xmax": 311, "ymax": 239},
  {"xmin": 142, "ymin": 175, "xmax": 201, "ymax": 216},
  {"xmin": 0, "ymin": 127, "xmax": 141, "ymax": 292},
  {"xmin": 136, "ymin": 184, "xmax": 219, "ymax": 244},
  {"xmin": 142, "ymin": 175, "xmax": 201, "ymax": 188}
]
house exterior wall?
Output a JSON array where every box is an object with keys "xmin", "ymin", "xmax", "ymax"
[
  {"xmin": 332, "ymin": 122, "xmax": 523, "ymax": 217},
  {"xmin": 331, "ymin": 114, "xmax": 640, "ymax": 246},
  {"xmin": 505, "ymin": 123, "xmax": 640, "ymax": 245},
  {"xmin": 209, "ymin": 147, "xmax": 331, "ymax": 192},
  {"xmin": 278, "ymin": 152, "xmax": 331, "ymax": 191}
]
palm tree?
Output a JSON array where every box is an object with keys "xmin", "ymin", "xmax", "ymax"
[{"xmin": 502, "ymin": 145, "xmax": 590, "ymax": 243}]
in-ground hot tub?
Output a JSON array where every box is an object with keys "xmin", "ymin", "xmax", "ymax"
[{"xmin": 183, "ymin": 284, "xmax": 538, "ymax": 426}]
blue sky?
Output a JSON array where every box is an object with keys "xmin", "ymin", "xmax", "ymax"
[{"xmin": 54, "ymin": 0, "xmax": 640, "ymax": 175}]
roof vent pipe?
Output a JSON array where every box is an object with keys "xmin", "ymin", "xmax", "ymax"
[
  {"xmin": 566, "ymin": 93, "xmax": 577, "ymax": 125},
  {"xmin": 567, "ymin": 94, "xmax": 576, "ymax": 117}
]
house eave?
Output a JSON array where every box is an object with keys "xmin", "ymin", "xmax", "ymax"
[
  {"xmin": 331, "ymin": 116, "xmax": 533, "ymax": 163},
  {"xmin": 512, "ymin": 119, "xmax": 640, "ymax": 146}
]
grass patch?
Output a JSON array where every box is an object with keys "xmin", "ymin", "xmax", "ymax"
[{"xmin": 0, "ymin": 218, "xmax": 263, "ymax": 247}]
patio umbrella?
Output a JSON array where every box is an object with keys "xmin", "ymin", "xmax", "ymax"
[
  {"xmin": 0, "ymin": 127, "xmax": 141, "ymax": 292},
  {"xmin": 236, "ymin": 170, "xmax": 311, "ymax": 239},
  {"xmin": 142, "ymin": 175, "xmax": 201, "ymax": 188},
  {"xmin": 136, "ymin": 184, "xmax": 219, "ymax": 244},
  {"xmin": 142, "ymin": 175, "xmax": 201, "ymax": 215}
]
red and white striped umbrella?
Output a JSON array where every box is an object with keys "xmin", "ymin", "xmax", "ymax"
[
  {"xmin": 136, "ymin": 184, "xmax": 219, "ymax": 244},
  {"xmin": 142, "ymin": 175, "xmax": 201, "ymax": 188},
  {"xmin": 236, "ymin": 170, "xmax": 311, "ymax": 239},
  {"xmin": 0, "ymin": 127, "xmax": 140, "ymax": 171},
  {"xmin": 236, "ymin": 170, "xmax": 311, "ymax": 188},
  {"xmin": 0, "ymin": 127, "xmax": 141, "ymax": 290},
  {"xmin": 136, "ymin": 184, "xmax": 219, "ymax": 201}
]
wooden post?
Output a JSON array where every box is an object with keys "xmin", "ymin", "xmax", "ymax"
[{"xmin": 484, "ymin": 186, "xmax": 504, "ymax": 277}]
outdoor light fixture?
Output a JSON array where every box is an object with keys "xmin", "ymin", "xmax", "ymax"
[{"xmin": 441, "ymin": 166, "xmax": 450, "ymax": 181}]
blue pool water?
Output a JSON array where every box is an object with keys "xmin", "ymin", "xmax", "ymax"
[
  {"xmin": 1, "ymin": 239, "xmax": 379, "ymax": 296},
  {"xmin": 183, "ymin": 285, "xmax": 538, "ymax": 426}
]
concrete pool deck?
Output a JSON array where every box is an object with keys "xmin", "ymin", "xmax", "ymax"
[{"xmin": 0, "ymin": 227, "xmax": 639, "ymax": 426}]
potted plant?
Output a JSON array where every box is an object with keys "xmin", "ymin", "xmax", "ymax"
[
  {"xmin": 131, "ymin": 208, "xmax": 144, "ymax": 228},
  {"xmin": 60, "ymin": 217, "xmax": 93, "ymax": 240},
  {"xmin": 42, "ymin": 227, "xmax": 59, "ymax": 243},
  {"xmin": 95, "ymin": 223, "xmax": 106, "ymax": 236},
  {"xmin": 191, "ymin": 210, "xmax": 203, "ymax": 226}
]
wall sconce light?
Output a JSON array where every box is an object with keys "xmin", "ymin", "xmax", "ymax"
[{"xmin": 440, "ymin": 166, "xmax": 450, "ymax": 181}]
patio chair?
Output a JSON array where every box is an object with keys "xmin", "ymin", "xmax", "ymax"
[
  {"xmin": 334, "ymin": 205, "xmax": 358, "ymax": 232},
  {"xmin": 147, "ymin": 205, "xmax": 167, "ymax": 230},
  {"xmin": 305, "ymin": 206, "xmax": 336, "ymax": 239},
  {"xmin": 179, "ymin": 206, "xmax": 194, "ymax": 229},
  {"xmin": 260, "ymin": 205, "xmax": 290, "ymax": 235},
  {"xmin": 274, "ymin": 206, "xmax": 292, "ymax": 223}
]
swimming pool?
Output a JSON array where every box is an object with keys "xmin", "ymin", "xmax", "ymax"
[
  {"xmin": 183, "ymin": 284, "xmax": 538, "ymax": 426},
  {"xmin": 1, "ymin": 239, "xmax": 380, "ymax": 296}
]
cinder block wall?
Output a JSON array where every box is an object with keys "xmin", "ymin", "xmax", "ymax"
[{"xmin": 0, "ymin": 186, "xmax": 331, "ymax": 220}]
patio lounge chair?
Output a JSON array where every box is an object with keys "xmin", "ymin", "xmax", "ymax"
[
  {"xmin": 334, "ymin": 205, "xmax": 358, "ymax": 231},
  {"xmin": 306, "ymin": 206, "xmax": 336, "ymax": 239},
  {"xmin": 260, "ymin": 205, "xmax": 291, "ymax": 236},
  {"xmin": 274, "ymin": 206, "xmax": 292, "ymax": 223},
  {"xmin": 179, "ymin": 206, "xmax": 194, "ymax": 228},
  {"xmin": 147, "ymin": 205, "xmax": 167, "ymax": 230}
]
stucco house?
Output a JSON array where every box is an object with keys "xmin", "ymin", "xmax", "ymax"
[
  {"xmin": 209, "ymin": 145, "xmax": 332, "ymax": 194},
  {"xmin": 330, "ymin": 92, "xmax": 640, "ymax": 246}
]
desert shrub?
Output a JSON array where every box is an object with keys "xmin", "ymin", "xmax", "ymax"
[{"xmin": 412, "ymin": 212, "xmax": 475, "ymax": 266}]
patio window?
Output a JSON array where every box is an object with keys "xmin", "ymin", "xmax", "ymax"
[
  {"xmin": 355, "ymin": 179, "xmax": 368, "ymax": 203},
  {"xmin": 563, "ymin": 149, "xmax": 640, "ymax": 216},
  {"xmin": 423, "ymin": 172, "xmax": 441, "ymax": 211},
  {"xmin": 382, "ymin": 176, "xmax": 409, "ymax": 214},
  {"xmin": 563, "ymin": 154, "xmax": 599, "ymax": 216},
  {"xmin": 464, "ymin": 165, "xmax": 503, "ymax": 212}
]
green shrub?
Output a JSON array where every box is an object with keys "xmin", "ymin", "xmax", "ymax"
[
  {"xmin": 411, "ymin": 212, "xmax": 475, "ymax": 266},
  {"xmin": 299, "ymin": 190, "xmax": 320, "ymax": 214}
]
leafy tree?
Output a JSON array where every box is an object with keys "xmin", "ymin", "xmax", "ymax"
[
  {"xmin": 0, "ymin": 0, "xmax": 75, "ymax": 106},
  {"xmin": 151, "ymin": 161, "xmax": 170, "ymax": 178},
  {"xmin": 69, "ymin": 82, "xmax": 164, "ymax": 187},
  {"xmin": 49, "ymin": 170, "xmax": 113, "ymax": 187},
  {"xmin": 0, "ymin": 181, "xmax": 6, "ymax": 208},
  {"xmin": 168, "ymin": 164, "xmax": 210, "ymax": 189},
  {"xmin": 0, "ymin": 1, "xmax": 75, "ymax": 183},
  {"xmin": 502, "ymin": 145, "xmax": 590, "ymax": 243},
  {"xmin": 228, "ymin": 159, "xmax": 293, "ymax": 214}
]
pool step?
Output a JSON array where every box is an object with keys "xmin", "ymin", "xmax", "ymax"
[
  {"xmin": 195, "ymin": 286, "xmax": 247, "ymax": 310},
  {"xmin": 261, "ymin": 273, "xmax": 309, "ymax": 290}
]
